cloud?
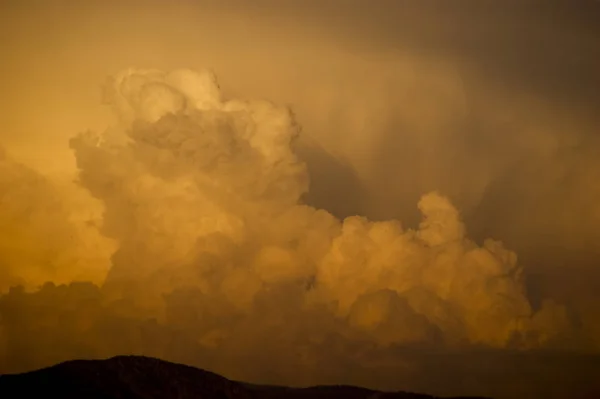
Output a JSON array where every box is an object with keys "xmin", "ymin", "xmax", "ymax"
[
  {"xmin": 0, "ymin": 147, "xmax": 114, "ymax": 292},
  {"xmin": 1, "ymin": 2, "xmax": 599, "ymax": 396},
  {"xmin": 2, "ymin": 69, "xmax": 597, "ymax": 399}
]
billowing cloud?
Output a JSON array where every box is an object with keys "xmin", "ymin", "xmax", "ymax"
[
  {"xmin": 0, "ymin": 147, "xmax": 114, "ymax": 292},
  {"xmin": 1, "ymin": 68, "xmax": 597, "ymax": 399}
]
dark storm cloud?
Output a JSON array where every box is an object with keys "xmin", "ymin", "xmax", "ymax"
[{"xmin": 225, "ymin": 0, "xmax": 600, "ymax": 117}]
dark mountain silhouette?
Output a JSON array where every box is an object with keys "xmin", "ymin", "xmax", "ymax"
[{"xmin": 0, "ymin": 355, "xmax": 490, "ymax": 399}]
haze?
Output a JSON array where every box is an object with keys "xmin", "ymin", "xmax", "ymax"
[{"xmin": 1, "ymin": 1, "xmax": 600, "ymax": 398}]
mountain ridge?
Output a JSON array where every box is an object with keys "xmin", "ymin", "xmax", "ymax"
[{"xmin": 0, "ymin": 355, "xmax": 490, "ymax": 399}]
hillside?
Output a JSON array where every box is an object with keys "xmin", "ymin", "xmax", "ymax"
[{"xmin": 0, "ymin": 355, "xmax": 489, "ymax": 399}]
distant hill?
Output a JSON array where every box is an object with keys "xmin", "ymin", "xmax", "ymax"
[{"xmin": 0, "ymin": 355, "xmax": 490, "ymax": 399}]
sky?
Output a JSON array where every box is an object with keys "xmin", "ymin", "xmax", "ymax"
[{"xmin": 1, "ymin": 1, "xmax": 600, "ymax": 398}]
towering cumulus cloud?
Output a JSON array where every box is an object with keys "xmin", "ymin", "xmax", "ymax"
[{"xmin": 0, "ymin": 68, "xmax": 594, "ymax": 393}]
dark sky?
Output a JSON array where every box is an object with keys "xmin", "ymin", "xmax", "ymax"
[{"xmin": 209, "ymin": 0, "xmax": 600, "ymax": 116}]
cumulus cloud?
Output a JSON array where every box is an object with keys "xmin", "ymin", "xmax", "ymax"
[
  {"xmin": 0, "ymin": 148, "xmax": 114, "ymax": 292},
  {"xmin": 0, "ymin": 67, "xmax": 598, "ymax": 399}
]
